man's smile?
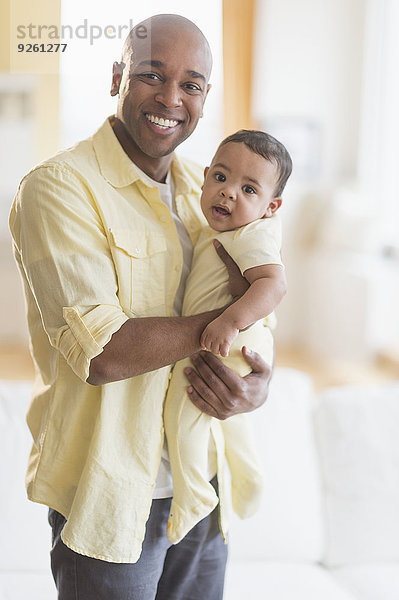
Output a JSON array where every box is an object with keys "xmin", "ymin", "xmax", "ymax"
[{"xmin": 145, "ymin": 113, "xmax": 181, "ymax": 131}]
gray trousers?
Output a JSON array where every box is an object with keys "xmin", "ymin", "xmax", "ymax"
[{"xmin": 49, "ymin": 484, "xmax": 228, "ymax": 600}]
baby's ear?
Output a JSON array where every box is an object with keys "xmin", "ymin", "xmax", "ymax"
[
  {"xmin": 264, "ymin": 197, "xmax": 282, "ymax": 217},
  {"xmin": 201, "ymin": 166, "xmax": 209, "ymax": 190}
]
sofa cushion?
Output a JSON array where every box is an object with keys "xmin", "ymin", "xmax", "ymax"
[
  {"xmin": 0, "ymin": 381, "xmax": 52, "ymax": 573},
  {"xmin": 0, "ymin": 572, "xmax": 55, "ymax": 600},
  {"xmin": 332, "ymin": 564, "xmax": 399, "ymax": 600},
  {"xmin": 228, "ymin": 368, "xmax": 324, "ymax": 563},
  {"xmin": 314, "ymin": 382, "xmax": 399, "ymax": 566},
  {"xmin": 224, "ymin": 562, "xmax": 357, "ymax": 600}
]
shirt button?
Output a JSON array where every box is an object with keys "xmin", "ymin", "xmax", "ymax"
[
  {"xmin": 135, "ymin": 247, "xmax": 140, "ymax": 254},
  {"xmin": 160, "ymin": 215, "xmax": 167, "ymax": 223}
]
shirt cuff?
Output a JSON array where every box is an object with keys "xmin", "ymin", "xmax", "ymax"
[{"xmin": 57, "ymin": 305, "xmax": 129, "ymax": 382}]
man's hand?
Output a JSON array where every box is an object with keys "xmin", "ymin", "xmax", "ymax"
[
  {"xmin": 213, "ymin": 240, "xmax": 249, "ymax": 300},
  {"xmin": 200, "ymin": 314, "xmax": 239, "ymax": 357},
  {"xmin": 184, "ymin": 346, "xmax": 273, "ymax": 420}
]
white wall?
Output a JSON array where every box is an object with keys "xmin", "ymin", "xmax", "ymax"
[
  {"xmin": 252, "ymin": 0, "xmax": 366, "ymax": 185},
  {"xmin": 252, "ymin": 0, "xmax": 399, "ymax": 361}
]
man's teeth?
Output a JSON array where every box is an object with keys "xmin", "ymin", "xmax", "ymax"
[{"xmin": 146, "ymin": 114, "xmax": 178, "ymax": 129}]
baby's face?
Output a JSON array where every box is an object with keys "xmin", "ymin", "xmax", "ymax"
[{"xmin": 200, "ymin": 142, "xmax": 281, "ymax": 232}]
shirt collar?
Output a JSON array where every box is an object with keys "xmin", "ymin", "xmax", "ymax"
[{"xmin": 92, "ymin": 117, "xmax": 198, "ymax": 195}]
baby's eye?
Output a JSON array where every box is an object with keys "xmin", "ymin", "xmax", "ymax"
[
  {"xmin": 215, "ymin": 173, "xmax": 226, "ymax": 182},
  {"xmin": 243, "ymin": 185, "xmax": 256, "ymax": 194}
]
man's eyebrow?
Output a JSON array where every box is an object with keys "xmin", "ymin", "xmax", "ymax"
[
  {"xmin": 135, "ymin": 61, "xmax": 206, "ymax": 82},
  {"xmin": 186, "ymin": 70, "xmax": 206, "ymax": 83},
  {"xmin": 137, "ymin": 60, "xmax": 164, "ymax": 69}
]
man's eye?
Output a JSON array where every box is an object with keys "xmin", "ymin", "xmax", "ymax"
[
  {"xmin": 140, "ymin": 73, "xmax": 161, "ymax": 81},
  {"xmin": 243, "ymin": 185, "xmax": 256, "ymax": 194},
  {"xmin": 185, "ymin": 83, "xmax": 201, "ymax": 92},
  {"xmin": 215, "ymin": 173, "xmax": 226, "ymax": 182}
]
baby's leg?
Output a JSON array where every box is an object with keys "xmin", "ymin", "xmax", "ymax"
[
  {"xmin": 164, "ymin": 357, "xmax": 218, "ymax": 544},
  {"xmin": 220, "ymin": 322, "xmax": 274, "ymax": 518},
  {"xmin": 164, "ymin": 322, "xmax": 273, "ymax": 541}
]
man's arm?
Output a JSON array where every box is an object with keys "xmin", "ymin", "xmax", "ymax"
[
  {"xmin": 87, "ymin": 309, "xmax": 221, "ymax": 385},
  {"xmin": 87, "ymin": 254, "xmax": 270, "ymax": 385},
  {"xmin": 89, "ymin": 242, "xmax": 273, "ymax": 419},
  {"xmin": 89, "ymin": 319, "xmax": 273, "ymax": 418}
]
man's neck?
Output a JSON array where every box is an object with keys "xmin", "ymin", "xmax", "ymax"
[{"xmin": 111, "ymin": 117, "xmax": 173, "ymax": 183}]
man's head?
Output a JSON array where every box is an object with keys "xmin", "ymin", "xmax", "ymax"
[
  {"xmin": 200, "ymin": 130, "xmax": 292, "ymax": 232},
  {"xmin": 110, "ymin": 14, "xmax": 212, "ymax": 168}
]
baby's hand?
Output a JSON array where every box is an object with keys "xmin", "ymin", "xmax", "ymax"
[{"xmin": 200, "ymin": 316, "xmax": 239, "ymax": 358}]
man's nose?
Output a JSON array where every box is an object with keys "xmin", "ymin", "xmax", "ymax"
[{"xmin": 154, "ymin": 82, "xmax": 182, "ymax": 108}]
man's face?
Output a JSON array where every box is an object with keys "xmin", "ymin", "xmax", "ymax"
[
  {"xmin": 114, "ymin": 26, "xmax": 211, "ymax": 160},
  {"xmin": 201, "ymin": 142, "xmax": 281, "ymax": 232}
]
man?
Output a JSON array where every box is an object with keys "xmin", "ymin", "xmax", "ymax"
[{"xmin": 10, "ymin": 14, "xmax": 272, "ymax": 600}]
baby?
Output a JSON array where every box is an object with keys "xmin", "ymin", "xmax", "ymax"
[{"xmin": 164, "ymin": 130, "xmax": 292, "ymax": 543}]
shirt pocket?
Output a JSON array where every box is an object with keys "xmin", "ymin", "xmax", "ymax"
[{"xmin": 109, "ymin": 228, "xmax": 168, "ymax": 315}]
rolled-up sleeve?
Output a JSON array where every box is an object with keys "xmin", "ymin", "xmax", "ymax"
[{"xmin": 10, "ymin": 163, "xmax": 129, "ymax": 381}]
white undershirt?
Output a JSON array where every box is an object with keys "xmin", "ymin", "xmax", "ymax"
[{"xmin": 134, "ymin": 167, "xmax": 193, "ymax": 498}]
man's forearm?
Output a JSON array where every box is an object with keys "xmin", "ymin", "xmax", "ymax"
[{"xmin": 87, "ymin": 310, "xmax": 222, "ymax": 386}]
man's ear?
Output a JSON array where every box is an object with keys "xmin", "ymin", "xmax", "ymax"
[
  {"xmin": 200, "ymin": 84, "xmax": 211, "ymax": 117},
  {"xmin": 201, "ymin": 166, "xmax": 209, "ymax": 190},
  {"xmin": 264, "ymin": 197, "xmax": 282, "ymax": 217},
  {"xmin": 110, "ymin": 61, "xmax": 125, "ymax": 97}
]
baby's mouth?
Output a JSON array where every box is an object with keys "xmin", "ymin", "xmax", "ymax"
[{"xmin": 212, "ymin": 205, "xmax": 231, "ymax": 217}]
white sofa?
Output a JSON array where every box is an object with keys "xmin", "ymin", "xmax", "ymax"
[
  {"xmin": 225, "ymin": 369, "xmax": 399, "ymax": 600},
  {"xmin": 1, "ymin": 369, "xmax": 399, "ymax": 600}
]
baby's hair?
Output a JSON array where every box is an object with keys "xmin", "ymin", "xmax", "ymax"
[{"xmin": 219, "ymin": 130, "xmax": 292, "ymax": 197}]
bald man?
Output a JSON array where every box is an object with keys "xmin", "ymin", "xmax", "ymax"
[{"xmin": 10, "ymin": 14, "xmax": 272, "ymax": 600}]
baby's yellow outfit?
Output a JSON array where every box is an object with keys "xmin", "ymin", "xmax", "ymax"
[{"xmin": 164, "ymin": 215, "xmax": 283, "ymax": 543}]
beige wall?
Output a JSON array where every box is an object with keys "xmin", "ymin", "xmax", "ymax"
[
  {"xmin": 1, "ymin": 0, "xmax": 61, "ymax": 162},
  {"xmin": 0, "ymin": 0, "xmax": 62, "ymax": 346},
  {"xmin": 222, "ymin": 0, "xmax": 256, "ymax": 135}
]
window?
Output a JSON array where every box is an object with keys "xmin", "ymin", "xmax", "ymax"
[{"xmin": 358, "ymin": 0, "xmax": 399, "ymax": 249}]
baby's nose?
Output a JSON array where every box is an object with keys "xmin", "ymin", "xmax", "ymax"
[{"xmin": 220, "ymin": 189, "xmax": 235, "ymax": 200}]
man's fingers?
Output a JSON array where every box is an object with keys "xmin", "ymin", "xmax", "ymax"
[
  {"xmin": 189, "ymin": 353, "xmax": 229, "ymax": 396},
  {"xmin": 198, "ymin": 351, "xmax": 252, "ymax": 405},
  {"xmin": 241, "ymin": 346, "xmax": 273, "ymax": 379},
  {"xmin": 213, "ymin": 239, "xmax": 238, "ymax": 272},
  {"xmin": 185, "ymin": 349, "xmax": 273, "ymax": 419},
  {"xmin": 184, "ymin": 362, "xmax": 226, "ymax": 417},
  {"xmin": 186, "ymin": 384, "xmax": 219, "ymax": 418}
]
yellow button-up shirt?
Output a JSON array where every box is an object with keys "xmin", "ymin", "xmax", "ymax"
[{"xmin": 9, "ymin": 118, "xmax": 230, "ymax": 563}]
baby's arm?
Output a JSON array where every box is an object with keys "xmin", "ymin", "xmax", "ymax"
[{"xmin": 200, "ymin": 264, "xmax": 286, "ymax": 357}]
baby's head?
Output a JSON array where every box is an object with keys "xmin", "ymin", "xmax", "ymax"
[{"xmin": 201, "ymin": 130, "xmax": 292, "ymax": 231}]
